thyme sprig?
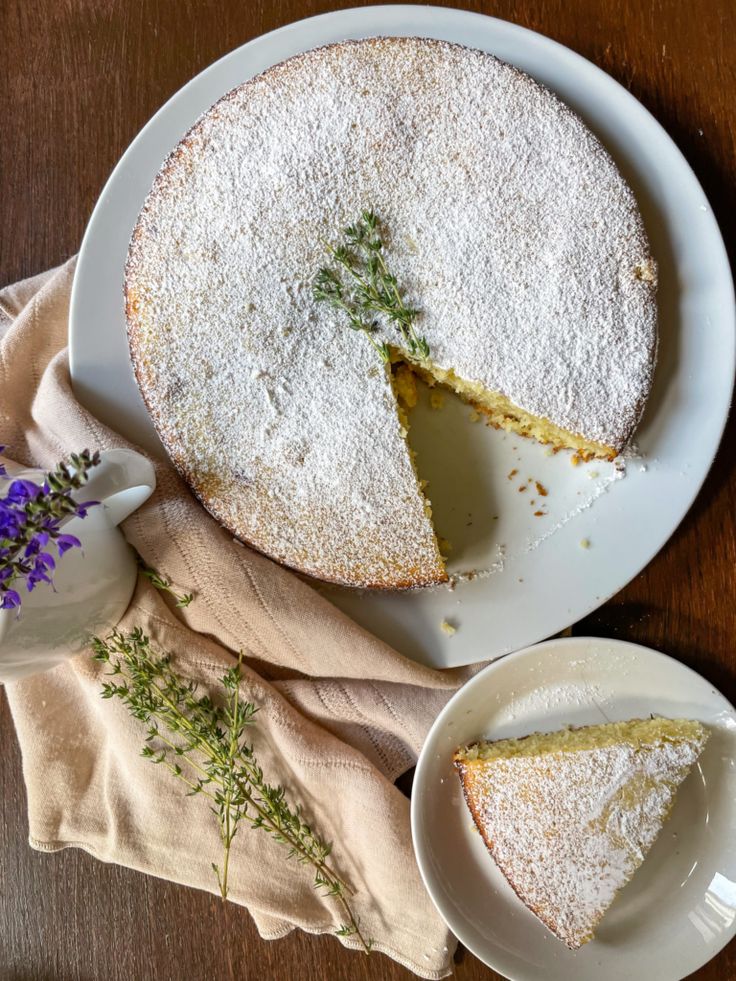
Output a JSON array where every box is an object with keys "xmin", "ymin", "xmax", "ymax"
[
  {"xmin": 314, "ymin": 210, "xmax": 430, "ymax": 363},
  {"xmin": 136, "ymin": 554, "xmax": 193, "ymax": 607},
  {"xmin": 92, "ymin": 628, "xmax": 373, "ymax": 953}
]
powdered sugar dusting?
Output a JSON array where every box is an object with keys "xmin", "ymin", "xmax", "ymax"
[
  {"xmin": 125, "ymin": 37, "xmax": 656, "ymax": 587},
  {"xmin": 456, "ymin": 729, "xmax": 707, "ymax": 947}
]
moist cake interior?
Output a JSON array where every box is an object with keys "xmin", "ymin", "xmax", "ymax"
[
  {"xmin": 455, "ymin": 717, "xmax": 706, "ymax": 763},
  {"xmin": 391, "ymin": 352, "xmax": 617, "ymax": 463}
]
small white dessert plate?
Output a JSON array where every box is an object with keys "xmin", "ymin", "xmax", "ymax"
[
  {"xmin": 411, "ymin": 637, "xmax": 736, "ymax": 981},
  {"xmin": 69, "ymin": 6, "xmax": 735, "ymax": 668}
]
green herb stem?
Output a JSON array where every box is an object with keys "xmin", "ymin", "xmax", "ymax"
[
  {"xmin": 136, "ymin": 555, "xmax": 194, "ymax": 608},
  {"xmin": 92, "ymin": 629, "xmax": 372, "ymax": 953},
  {"xmin": 313, "ymin": 210, "xmax": 429, "ymax": 364}
]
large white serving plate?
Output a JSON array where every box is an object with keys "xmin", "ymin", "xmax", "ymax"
[
  {"xmin": 411, "ymin": 637, "xmax": 736, "ymax": 980},
  {"xmin": 69, "ymin": 6, "xmax": 735, "ymax": 669}
]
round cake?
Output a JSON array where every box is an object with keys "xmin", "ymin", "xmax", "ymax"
[{"xmin": 125, "ymin": 37, "xmax": 657, "ymax": 589}]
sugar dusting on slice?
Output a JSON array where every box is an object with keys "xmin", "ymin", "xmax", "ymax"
[{"xmin": 456, "ymin": 728, "xmax": 707, "ymax": 947}]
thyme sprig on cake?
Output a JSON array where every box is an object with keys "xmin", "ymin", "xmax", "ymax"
[
  {"xmin": 92, "ymin": 628, "xmax": 373, "ymax": 954},
  {"xmin": 314, "ymin": 210, "xmax": 430, "ymax": 363}
]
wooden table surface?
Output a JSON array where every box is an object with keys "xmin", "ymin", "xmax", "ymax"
[{"xmin": 1, "ymin": 1, "xmax": 734, "ymax": 979}]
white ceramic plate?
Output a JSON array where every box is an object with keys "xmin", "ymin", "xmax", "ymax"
[
  {"xmin": 411, "ymin": 637, "xmax": 736, "ymax": 980},
  {"xmin": 69, "ymin": 6, "xmax": 735, "ymax": 669}
]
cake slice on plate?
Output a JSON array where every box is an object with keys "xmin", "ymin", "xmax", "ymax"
[{"xmin": 453, "ymin": 717, "xmax": 708, "ymax": 948}]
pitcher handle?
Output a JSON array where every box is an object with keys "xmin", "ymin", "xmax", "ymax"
[{"xmin": 79, "ymin": 448, "xmax": 156, "ymax": 527}]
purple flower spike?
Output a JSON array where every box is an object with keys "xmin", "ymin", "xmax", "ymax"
[
  {"xmin": 0, "ymin": 447, "xmax": 99, "ymax": 613},
  {"xmin": 56, "ymin": 533, "xmax": 82, "ymax": 554}
]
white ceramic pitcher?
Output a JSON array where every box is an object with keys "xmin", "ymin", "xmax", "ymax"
[{"xmin": 0, "ymin": 448, "xmax": 156, "ymax": 682}]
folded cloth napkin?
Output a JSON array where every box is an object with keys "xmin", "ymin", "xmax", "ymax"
[{"xmin": 0, "ymin": 260, "xmax": 474, "ymax": 978}]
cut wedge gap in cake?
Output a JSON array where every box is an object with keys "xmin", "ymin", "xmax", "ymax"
[
  {"xmin": 385, "ymin": 345, "xmax": 617, "ymax": 581},
  {"xmin": 453, "ymin": 717, "xmax": 708, "ymax": 949}
]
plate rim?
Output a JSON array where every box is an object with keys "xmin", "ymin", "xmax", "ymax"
[
  {"xmin": 410, "ymin": 634, "xmax": 736, "ymax": 980},
  {"xmin": 68, "ymin": 4, "xmax": 736, "ymax": 669}
]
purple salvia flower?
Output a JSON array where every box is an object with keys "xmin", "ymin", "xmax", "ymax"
[
  {"xmin": 26, "ymin": 556, "xmax": 54, "ymax": 589},
  {"xmin": 1, "ymin": 589, "xmax": 21, "ymax": 610},
  {"xmin": 6, "ymin": 479, "xmax": 43, "ymax": 504},
  {"xmin": 0, "ymin": 448, "xmax": 100, "ymax": 613},
  {"xmin": 8, "ymin": 484, "xmax": 38, "ymax": 506},
  {"xmin": 35, "ymin": 552, "xmax": 55, "ymax": 572},
  {"xmin": 27, "ymin": 531, "xmax": 50, "ymax": 552},
  {"xmin": 73, "ymin": 500, "xmax": 99, "ymax": 519},
  {"xmin": 0, "ymin": 513, "xmax": 21, "ymax": 537},
  {"xmin": 56, "ymin": 533, "xmax": 82, "ymax": 555}
]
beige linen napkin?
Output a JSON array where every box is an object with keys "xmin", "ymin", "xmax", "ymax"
[{"xmin": 0, "ymin": 260, "xmax": 472, "ymax": 978}]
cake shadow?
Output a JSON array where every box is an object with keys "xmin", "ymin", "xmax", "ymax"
[{"xmin": 405, "ymin": 379, "xmax": 499, "ymax": 567}]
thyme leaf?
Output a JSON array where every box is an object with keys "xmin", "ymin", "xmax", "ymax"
[{"xmin": 313, "ymin": 210, "xmax": 429, "ymax": 363}]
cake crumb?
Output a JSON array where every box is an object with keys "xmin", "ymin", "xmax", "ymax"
[
  {"xmin": 518, "ymin": 485, "xmax": 527, "ymax": 493},
  {"xmin": 507, "ymin": 468, "xmax": 518, "ymax": 479},
  {"xmin": 571, "ymin": 453, "xmax": 581, "ymax": 467},
  {"xmin": 429, "ymin": 389, "xmax": 445, "ymax": 410},
  {"xmin": 534, "ymin": 510, "xmax": 544, "ymax": 517},
  {"xmin": 580, "ymin": 538, "xmax": 591, "ymax": 549},
  {"xmin": 634, "ymin": 261, "xmax": 656, "ymax": 283},
  {"xmin": 587, "ymin": 470, "xmax": 599, "ymax": 479},
  {"xmin": 438, "ymin": 537, "xmax": 453, "ymax": 554},
  {"xmin": 469, "ymin": 409, "xmax": 480, "ymax": 423},
  {"xmin": 534, "ymin": 481, "xmax": 548, "ymax": 497},
  {"xmin": 394, "ymin": 363, "xmax": 418, "ymax": 408},
  {"xmin": 440, "ymin": 619, "xmax": 457, "ymax": 636}
]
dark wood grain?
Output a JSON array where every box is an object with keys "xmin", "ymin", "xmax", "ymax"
[{"xmin": 1, "ymin": 1, "xmax": 735, "ymax": 978}]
